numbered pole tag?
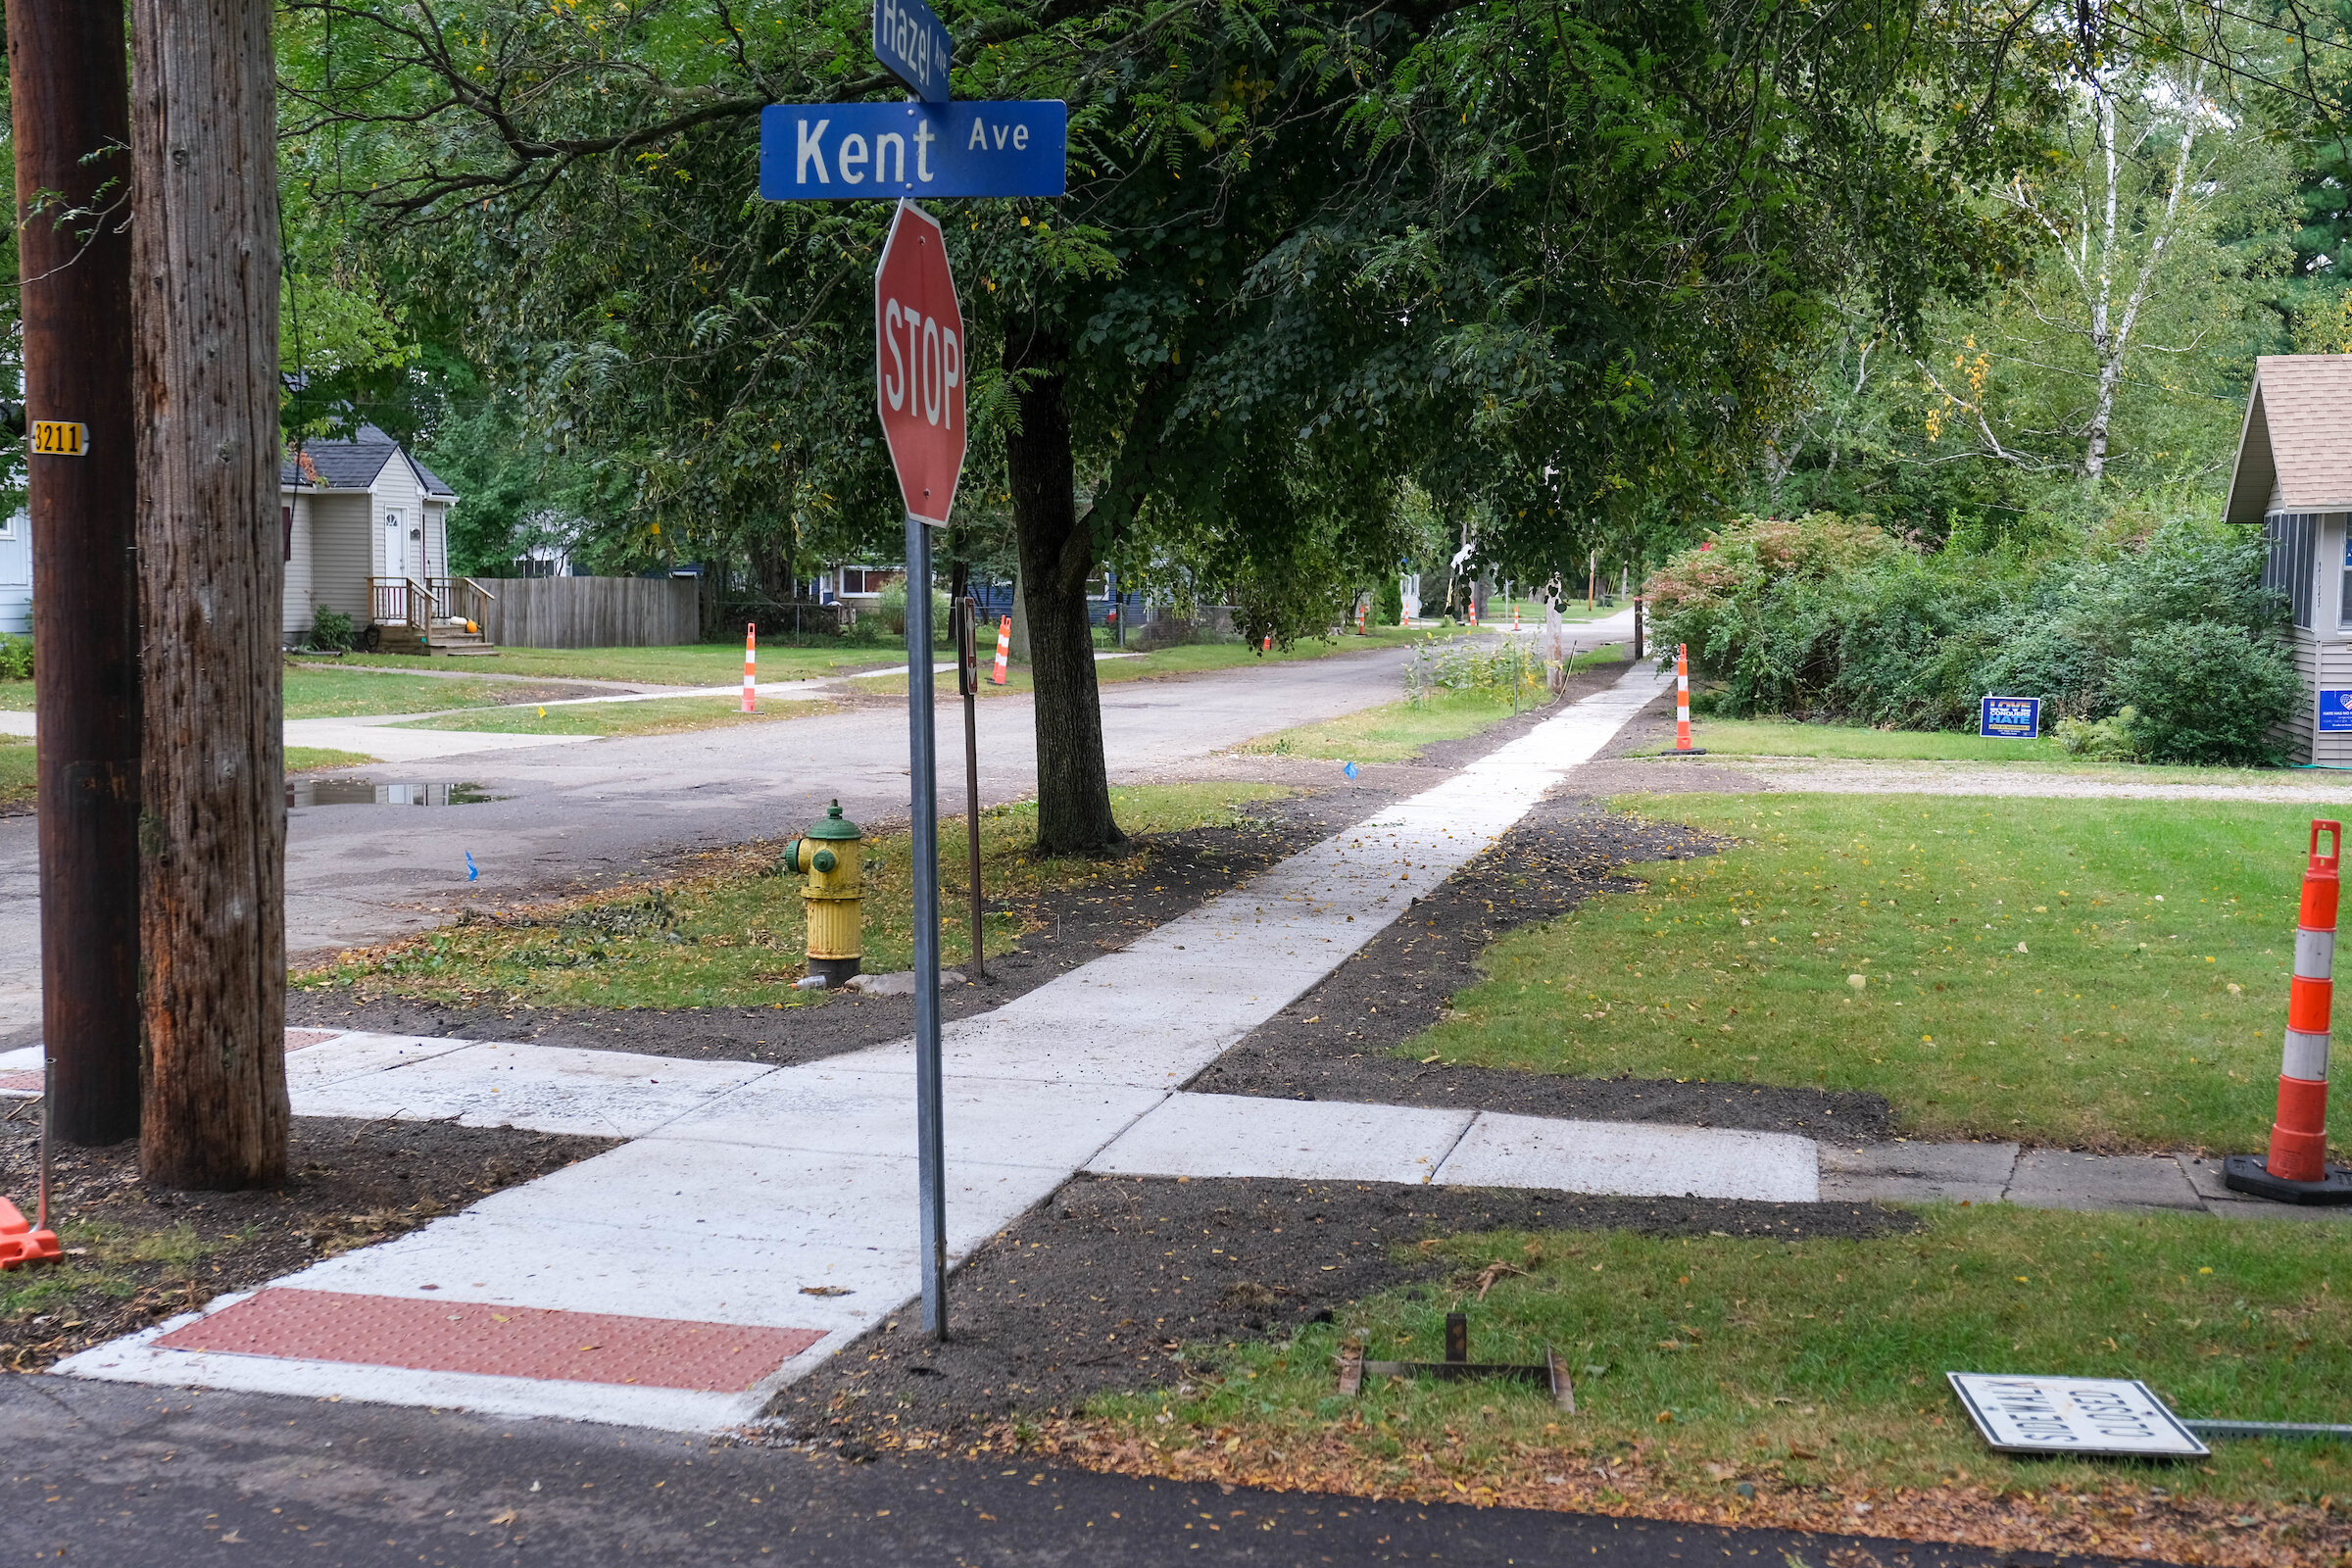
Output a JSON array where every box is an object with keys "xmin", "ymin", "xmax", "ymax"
[{"xmin": 31, "ymin": 420, "xmax": 87, "ymax": 456}]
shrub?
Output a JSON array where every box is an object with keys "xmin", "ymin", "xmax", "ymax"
[
  {"xmin": 873, "ymin": 578, "xmax": 953, "ymax": 644},
  {"xmin": 2105, "ymin": 621, "xmax": 2303, "ymax": 765},
  {"xmin": 0, "ymin": 633, "xmax": 30, "ymax": 681},
  {"xmin": 1374, "ymin": 575, "xmax": 1404, "ymax": 625},
  {"xmin": 2053, "ymin": 708, "xmax": 2146, "ymax": 761},
  {"xmin": 309, "ymin": 607, "xmax": 357, "ymax": 652}
]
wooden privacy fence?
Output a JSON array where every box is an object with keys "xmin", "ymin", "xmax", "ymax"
[{"xmin": 477, "ymin": 575, "xmax": 702, "ymax": 649}]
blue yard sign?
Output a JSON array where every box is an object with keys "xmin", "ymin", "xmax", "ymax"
[
  {"xmin": 760, "ymin": 101, "xmax": 1067, "ymax": 201},
  {"xmin": 2321, "ymin": 689, "xmax": 2352, "ymax": 732},
  {"xmin": 872, "ymin": 0, "xmax": 952, "ymax": 102},
  {"xmin": 1980, "ymin": 695, "xmax": 2041, "ymax": 739}
]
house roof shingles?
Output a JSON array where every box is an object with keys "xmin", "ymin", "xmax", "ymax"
[
  {"xmin": 2226, "ymin": 356, "xmax": 2352, "ymax": 525},
  {"xmin": 281, "ymin": 423, "xmax": 457, "ymax": 499}
]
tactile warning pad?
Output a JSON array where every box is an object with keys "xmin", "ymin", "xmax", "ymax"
[{"xmin": 156, "ymin": 1289, "xmax": 825, "ymax": 1393}]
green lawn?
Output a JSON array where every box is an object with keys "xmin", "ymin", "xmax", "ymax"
[
  {"xmin": 1642, "ymin": 717, "xmax": 2064, "ymax": 762},
  {"xmin": 291, "ymin": 643, "xmax": 907, "ymax": 687},
  {"xmin": 393, "ymin": 695, "xmax": 832, "ymax": 739},
  {"xmin": 0, "ymin": 738, "xmax": 365, "ymax": 811},
  {"xmin": 300, "ymin": 782, "xmax": 1293, "ymax": 1007},
  {"xmin": 281, "ymin": 666, "xmax": 537, "ymax": 719},
  {"xmin": 287, "ymin": 746, "xmax": 378, "ymax": 772},
  {"xmin": 0, "ymin": 734, "xmax": 29, "ymax": 810},
  {"xmin": 1243, "ymin": 689, "xmax": 1553, "ymax": 763},
  {"xmin": 1416, "ymin": 793, "xmax": 2345, "ymax": 1152},
  {"xmin": 0, "ymin": 680, "xmax": 26, "ymax": 711},
  {"xmin": 1090, "ymin": 1204, "xmax": 2351, "ymax": 1522}
]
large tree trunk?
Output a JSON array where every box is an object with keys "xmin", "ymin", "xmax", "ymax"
[
  {"xmin": 131, "ymin": 0, "xmax": 290, "ymax": 1189},
  {"xmin": 11, "ymin": 0, "xmax": 143, "ymax": 1147},
  {"xmin": 1004, "ymin": 335, "xmax": 1125, "ymax": 857}
]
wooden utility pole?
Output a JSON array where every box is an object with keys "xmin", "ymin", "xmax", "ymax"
[
  {"xmin": 10, "ymin": 1, "xmax": 144, "ymax": 1147},
  {"xmin": 130, "ymin": 0, "xmax": 289, "ymax": 1188}
]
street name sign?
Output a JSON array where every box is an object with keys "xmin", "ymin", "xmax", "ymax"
[
  {"xmin": 872, "ymin": 0, "xmax": 952, "ymax": 102},
  {"xmin": 875, "ymin": 201, "xmax": 966, "ymax": 527},
  {"xmin": 1947, "ymin": 1373, "xmax": 2209, "ymax": 1457},
  {"xmin": 1978, "ymin": 695, "xmax": 2039, "ymax": 739},
  {"xmin": 760, "ymin": 101, "xmax": 1066, "ymax": 201}
]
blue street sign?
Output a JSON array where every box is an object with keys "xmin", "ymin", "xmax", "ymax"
[
  {"xmin": 873, "ymin": 0, "xmax": 952, "ymax": 102},
  {"xmin": 2321, "ymin": 689, "xmax": 2352, "ymax": 732},
  {"xmin": 1980, "ymin": 695, "xmax": 2041, "ymax": 739},
  {"xmin": 760, "ymin": 101, "xmax": 1066, "ymax": 201}
]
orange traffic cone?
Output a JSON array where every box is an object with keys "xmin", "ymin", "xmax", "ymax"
[
  {"xmin": 1664, "ymin": 643, "xmax": 1705, "ymax": 757},
  {"xmin": 741, "ymin": 622, "xmax": 757, "ymax": 713},
  {"xmin": 2227, "ymin": 820, "xmax": 2352, "ymax": 1202},
  {"xmin": 2, "ymin": 1058, "xmax": 62, "ymax": 1270}
]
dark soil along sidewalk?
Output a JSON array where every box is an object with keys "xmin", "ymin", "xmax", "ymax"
[
  {"xmin": 1195, "ymin": 793, "xmax": 1894, "ymax": 1139},
  {"xmin": 291, "ymin": 788, "xmax": 1406, "ymax": 1064},
  {"xmin": 0, "ymin": 1113, "xmax": 613, "ymax": 1371},
  {"xmin": 777, "ymin": 1173, "xmax": 1916, "ymax": 1449}
]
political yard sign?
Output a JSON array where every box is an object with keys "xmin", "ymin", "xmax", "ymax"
[
  {"xmin": 2322, "ymin": 689, "xmax": 2352, "ymax": 732},
  {"xmin": 1979, "ymin": 695, "xmax": 2041, "ymax": 739},
  {"xmin": 760, "ymin": 101, "xmax": 1065, "ymax": 202}
]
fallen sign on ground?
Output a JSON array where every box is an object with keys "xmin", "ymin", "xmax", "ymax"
[
  {"xmin": 1947, "ymin": 1372, "xmax": 2209, "ymax": 1458},
  {"xmin": 1339, "ymin": 1311, "xmax": 1576, "ymax": 1411}
]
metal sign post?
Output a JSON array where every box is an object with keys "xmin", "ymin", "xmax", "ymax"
[{"xmin": 874, "ymin": 197, "xmax": 968, "ymax": 1340}]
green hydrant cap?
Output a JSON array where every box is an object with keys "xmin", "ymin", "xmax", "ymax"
[{"xmin": 806, "ymin": 799, "xmax": 861, "ymax": 841}]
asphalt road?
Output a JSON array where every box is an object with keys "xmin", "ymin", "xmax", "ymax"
[
  {"xmin": 1, "ymin": 1378, "xmax": 2092, "ymax": 1568},
  {"xmin": 0, "ymin": 640, "xmax": 1433, "ymax": 1046}
]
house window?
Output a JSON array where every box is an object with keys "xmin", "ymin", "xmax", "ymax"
[
  {"xmin": 2265, "ymin": 513, "xmax": 2318, "ymax": 629},
  {"xmin": 840, "ymin": 566, "xmax": 896, "ymax": 596},
  {"xmin": 0, "ymin": 514, "xmax": 14, "ymax": 540}
]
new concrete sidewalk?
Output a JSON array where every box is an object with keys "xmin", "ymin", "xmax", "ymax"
[{"xmin": 45, "ymin": 659, "xmax": 1676, "ymax": 1432}]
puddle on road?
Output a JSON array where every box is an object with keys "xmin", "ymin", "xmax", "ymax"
[{"xmin": 287, "ymin": 780, "xmax": 506, "ymax": 808}]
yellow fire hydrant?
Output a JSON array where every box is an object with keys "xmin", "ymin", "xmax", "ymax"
[{"xmin": 785, "ymin": 800, "xmax": 863, "ymax": 988}]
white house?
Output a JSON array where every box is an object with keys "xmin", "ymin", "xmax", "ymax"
[
  {"xmin": 284, "ymin": 425, "xmax": 486, "ymax": 653},
  {"xmin": 0, "ymin": 510, "xmax": 26, "ymax": 636},
  {"xmin": 3, "ymin": 424, "xmax": 477, "ymax": 651},
  {"xmin": 2225, "ymin": 355, "xmax": 2352, "ymax": 763}
]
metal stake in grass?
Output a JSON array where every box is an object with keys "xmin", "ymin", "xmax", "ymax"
[{"xmin": 1338, "ymin": 1311, "xmax": 1575, "ymax": 1411}]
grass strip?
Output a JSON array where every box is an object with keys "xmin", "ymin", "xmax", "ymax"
[
  {"xmin": 1416, "ymin": 793, "xmax": 2342, "ymax": 1152},
  {"xmin": 286, "ymin": 746, "xmax": 379, "ymax": 772},
  {"xmin": 1071, "ymin": 1205, "xmax": 2349, "ymax": 1541},
  {"xmin": 391, "ymin": 695, "xmax": 831, "ymax": 739},
  {"xmin": 1243, "ymin": 690, "xmax": 1550, "ymax": 764},
  {"xmin": 1642, "ymin": 718, "xmax": 2063, "ymax": 762},
  {"xmin": 300, "ymin": 781, "xmax": 1292, "ymax": 1008},
  {"xmin": 0, "ymin": 734, "xmax": 28, "ymax": 810}
]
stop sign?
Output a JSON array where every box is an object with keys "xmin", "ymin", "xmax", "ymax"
[{"xmin": 874, "ymin": 201, "xmax": 966, "ymax": 526}]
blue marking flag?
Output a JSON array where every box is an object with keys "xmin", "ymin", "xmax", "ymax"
[
  {"xmin": 466, "ymin": 851, "xmax": 479, "ymax": 883},
  {"xmin": 872, "ymin": 0, "xmax": 952, "ymax": 102},
  {"xmin": 1979, "ymin": 695, "xmax": 2040, "ymax": 740},
  {"xmin": 760, "ymin": 101, "xmax": 1066, "ymax": 201},
  {"xmin": 1343, "ymin": 760, "xmax": 1359, "ymax": 781},
  {"xmin": 2322, "ymin": 689, "xmax": 2352, "ymax": 732}
]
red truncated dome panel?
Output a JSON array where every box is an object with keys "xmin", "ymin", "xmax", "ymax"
[{"xmin": 157, "ymin": 1289, "xmax": 825, "ymax": 1393}]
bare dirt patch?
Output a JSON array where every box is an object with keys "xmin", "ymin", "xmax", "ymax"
[{"xmin": 775, "ymin": 1173, "xmax": 1915, "ymax": 1450}]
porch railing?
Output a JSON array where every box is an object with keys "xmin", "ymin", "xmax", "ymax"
[
  {"xmin": 440, "ymin": 576, "xmax": 497, "ymax": 632},
  {"xmin": 368, "ymin": 575, "xmax": 440, "ymax": 633}
]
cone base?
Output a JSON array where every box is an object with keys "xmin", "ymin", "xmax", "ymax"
[
  {"xmin": 1661, "ymin": 749, "xmax": 1708, "ymax": 757},
  {"xmin": 2222, "ymin": 1152, "xmax": 2352, "ymax": 1204}
]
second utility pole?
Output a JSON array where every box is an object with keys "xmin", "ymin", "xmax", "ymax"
[{"xmin": 9, "ymin": 0, "xmax": 143, "ymax": 1146}]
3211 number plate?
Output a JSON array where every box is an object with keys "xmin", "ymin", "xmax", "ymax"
[{"xmin": 30, "ymin": 420, "xmax": 86, "ymax": 456}]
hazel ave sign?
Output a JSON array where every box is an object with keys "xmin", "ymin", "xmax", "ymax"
[
  {"xmin": 871, "ymin": 0, "xmax": 951, "ymax": 102},
  {"xmin": 874, "ymin": 201, "xmax": 966, "ymax": 526}
]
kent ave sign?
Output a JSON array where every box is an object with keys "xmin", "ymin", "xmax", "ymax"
[{"xmin": 760, "ymin": 101, "xmax": 1065, "ymax": 201}]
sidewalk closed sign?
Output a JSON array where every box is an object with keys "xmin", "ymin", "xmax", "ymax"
[
  {"xmin": 1947, "ymin": 1373, "xmax": 2208, "ymax": 1457},
  {"xmin": 1980, "ymin": 695, "xmax": 2039, "ymax": 739},
  {"xmin": 2321, "ymin": 689, "xmax": 2352, "ymax": 732}
]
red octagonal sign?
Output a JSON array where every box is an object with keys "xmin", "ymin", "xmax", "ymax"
[{"xmin": 875, "ymin": 201, "xmax": 966, "ymax": 526}]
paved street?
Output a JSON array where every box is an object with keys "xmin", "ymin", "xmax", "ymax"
[
  {"xmin": 3, "ymin": 629, "xmax": 1602, "ymax": 1048},
  {"xmin": 0, "ymin": 1377, "xmax": 2056, "ymax": 1568}
]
